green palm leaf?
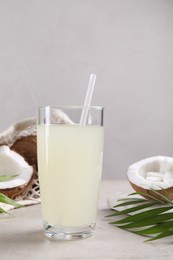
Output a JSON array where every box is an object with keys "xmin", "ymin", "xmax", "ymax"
[
  {"xmin": 146, "ymin": 230, "xmax": 173, "ymax": 242},
  {"xmin": 106, "ymin": 201, "xmax": 160, "ymax": 217},
  {"xmin": 0, "ymin": 193, "xmax": 21, "ymax": 207},
  {"xmin": 113, "ymin": 198, "xmax": 155, "ymax": 207},
  {"xmin": 0, "ymin": 174, "xmax": 21, "ymax": 215},
  {"xmin": 135, "ymin": 221, "xmax": 173, "ymax": 235},
  {"xmin": 116, "ymin": 212, "xmax": 173, "ymax": 228},
  {"xmin": 0, "ymin": 174, "xmax": 18, "ymax": 182},
  {"xmin": 0, "ymin": 193, "xmax": 21, "ymax": 215},
  {"xmin": 0, "ymin": 207, "xmax": 8, "ymax": 214},
  {"xmin": 107, "ymin": 190, "xmax": 173, "ymax": 242},
  {"xmin": 111, "ymin": 206, "xmax": 172, "ymax": 225},
  {"xmin": 137, "ymin": 189, "xmax": 173, "ymax": 206}
]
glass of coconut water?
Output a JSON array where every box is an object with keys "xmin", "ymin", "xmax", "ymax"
[{"xmin": 37, "ymin": 106, "xmax": 104, "ymax": 240}]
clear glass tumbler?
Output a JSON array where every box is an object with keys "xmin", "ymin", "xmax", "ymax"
[{"xmin": 37, "ymin": 106, "xmax": 104, "ymax": 240}]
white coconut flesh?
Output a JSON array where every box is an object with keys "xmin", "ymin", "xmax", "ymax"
[
  {"xmin": 127, "ymin": 156, "xmax": 173, "ymax": 190},
  {"xmin": 0, "ymin": 145, "xmax": 33, "ymax": 189}
]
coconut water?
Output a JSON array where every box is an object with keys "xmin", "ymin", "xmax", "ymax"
[{"xmin": 37, "ymin": 124, "xmax": 104, "ymax": 227}]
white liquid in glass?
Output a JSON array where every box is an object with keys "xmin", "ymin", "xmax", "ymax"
[{"xmin": 37, "ymin": 124, "xmax": 104, "ymax": 227}]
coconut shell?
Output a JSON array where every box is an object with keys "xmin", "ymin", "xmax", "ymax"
[
  {"xmin": 11, "ymin": 135, "xmax": 37, "ymax": 170},
  {"xmin": 0, "ymin": 166, "xmax": 36, "ymax": 200},
  {"xmin": 129, "ymin": 181, "xmax": 173, "ymax": 202},
  {"xmin": 0, "ymin": 118, "xmax": 36, "ymax": 147},
  {"xmin": 0, "ymin": 118, "xmax": 38, "ymax": 200}
]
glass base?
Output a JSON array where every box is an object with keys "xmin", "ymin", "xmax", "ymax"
[{"xmin": 43, "ymin": 221, "xmax": 96, "ymax": 240}]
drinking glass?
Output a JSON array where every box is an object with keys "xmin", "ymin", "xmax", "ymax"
[{"xmin": 37, "ymin": 106, "xmax": 104, "ymax": 240}]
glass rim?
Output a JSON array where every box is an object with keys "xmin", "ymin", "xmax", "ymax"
[{"xmin": 38, "ymin": 105, "xmax": 104, "ymax": 111}]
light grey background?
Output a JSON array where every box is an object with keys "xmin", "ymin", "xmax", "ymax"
[{"xmin": 0, "ymin": 0, "xmax": 173, "ymax": 179}]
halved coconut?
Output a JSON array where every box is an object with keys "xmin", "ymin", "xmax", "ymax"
[
  {"xmin": 127, "ymin": 156, "xmax": 173, "ymax": 201},
  {"xmin": 0, "ymin": 145, "xmax": 35, "ymax": 199},
  {"xmin": 0, "ymin": 117, "xmax": 38, "ymax": 171},
  {"xmin": 11, "ymin": 135, "xmax": 37, "ymax": 170}
]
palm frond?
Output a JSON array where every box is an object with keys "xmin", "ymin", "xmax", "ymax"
[
  {"xmin": 0, "ymin": 174, "xmax": 22, "ymax": 215},
  {"xmin": 0, "ymin": 193, "xmax": 22, "ymax": 215},
  {"xmin": 0, "ymin": 174, "xmax": 19, "ymax": 182},
  {"xmin": 107, "ymin": 190, "xmax": 173, "ymax": 242}
]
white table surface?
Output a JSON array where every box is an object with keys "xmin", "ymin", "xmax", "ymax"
[{"xmin": 0, "ymin": 180, "xmax": 173, "ymax": 260}]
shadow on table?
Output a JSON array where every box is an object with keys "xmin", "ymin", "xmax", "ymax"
[
  {"xmin": 1, "ymin": 208, "xmax": 115, "ymax": 246},
  {"xmin": 1, "ymin": 228, "xmax": 47, "ymax": 245},
  {"xmin": 98, "ymin": 207, "xmax": 115, "ymax": 219}
]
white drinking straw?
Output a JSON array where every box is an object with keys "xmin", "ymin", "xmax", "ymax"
[{"xmin": 80, "ymin": 73, "xmax": 97, "ymax": 126}]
